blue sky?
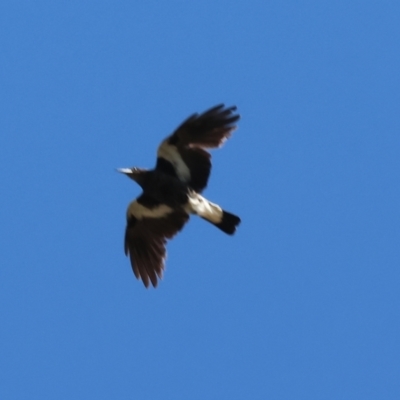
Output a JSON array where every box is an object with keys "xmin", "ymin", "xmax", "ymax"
[{"xmin": 1, "ymin": 1, "xmax": 400, "ymax": 399}]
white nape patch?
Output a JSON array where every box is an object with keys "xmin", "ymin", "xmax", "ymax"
[
  {"xmin": 157, "ymin": 140, "xmax": 191, "ymax": 182},
  {"xmin": 185, "ymin": 193, "xmax": 223, "ymax": 223},
  {"xmin": 127, "ymin": 201, "xmax": 173, "ymax": 220}
]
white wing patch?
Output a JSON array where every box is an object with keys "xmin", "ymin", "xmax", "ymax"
[
  {"xmin": 127, "ymin": 200, "xmax": 173, "ymax": 220},
  {"xmin": 185, "ymin": 193, "xmax": 223, "ymax": 223},
  {"xmin": 157, "ymin": 140, "xmax": 191, "ymax": 182}
]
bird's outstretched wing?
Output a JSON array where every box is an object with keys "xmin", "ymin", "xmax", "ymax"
[
  {"xmin": 124, "ymin": 194, "xmax": 189, "ymax": 288},
  {"xmin": 156, "ymin": 104, "xmax": 239, "ymax": 193}
]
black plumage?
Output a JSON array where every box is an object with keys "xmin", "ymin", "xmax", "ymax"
[{"xmin": 118, "ymin": 104, "xmax": 241, "ymax": 287}]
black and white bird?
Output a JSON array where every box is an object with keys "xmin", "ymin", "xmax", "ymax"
[{"xmin": 118, "ymin": 104, "xmax": 241, "ymax": 288}]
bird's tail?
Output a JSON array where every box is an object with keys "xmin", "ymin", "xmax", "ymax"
[
  {"xmin": 186, "ymin": 193, "xmax": 241, "ymax": 235},
  {"xmin": 210, "ymin": 210, "xmax": 241, "ymax": 235}
]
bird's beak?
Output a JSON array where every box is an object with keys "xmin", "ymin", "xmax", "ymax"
[{"xmin": 116, "ymin": 168, "xmax": 132, "ymax": 174}]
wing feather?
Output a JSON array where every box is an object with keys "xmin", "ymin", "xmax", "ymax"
[
  {"xmin": 124, "ymin": 196, "xmax": 189, "ymax": 288},
  {"xmin": 156, "ymin": 104, "xmax": 239, "ymax": 192}
]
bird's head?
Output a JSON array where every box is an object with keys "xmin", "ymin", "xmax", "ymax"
[{"xmin": 117, "ymin": 167, "xmax": 148, "ymax": 186}]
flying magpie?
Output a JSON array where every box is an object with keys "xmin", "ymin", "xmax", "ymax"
[{"xmin": 118, "ymin": 104, "xmax": 241, "ymax": 287}]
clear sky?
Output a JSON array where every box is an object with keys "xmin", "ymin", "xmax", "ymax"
[{"xmin": 1, "ymin": 1, "xmax": 400, "ymax": 399}]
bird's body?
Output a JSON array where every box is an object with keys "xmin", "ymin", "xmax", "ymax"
[
  {"xmin": 118, "ymin": 104, "xmax": 241, "ymax": 287},
  {"xmin": 130, "ymin": 169, "xmax": 189, "ymax": 208}
]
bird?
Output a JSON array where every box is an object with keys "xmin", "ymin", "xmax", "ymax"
[{"xmin": 117, "ymin": 104, "xmax": 241, "ymax": 288}]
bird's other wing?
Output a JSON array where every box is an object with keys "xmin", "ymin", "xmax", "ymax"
[
  {"xmin": 156, "ymin": 104, "xmax": 240, "ymax": 193},
  {"xmin": 124, "ymin": 194, "xmax": 189, "ymax": 288}
]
